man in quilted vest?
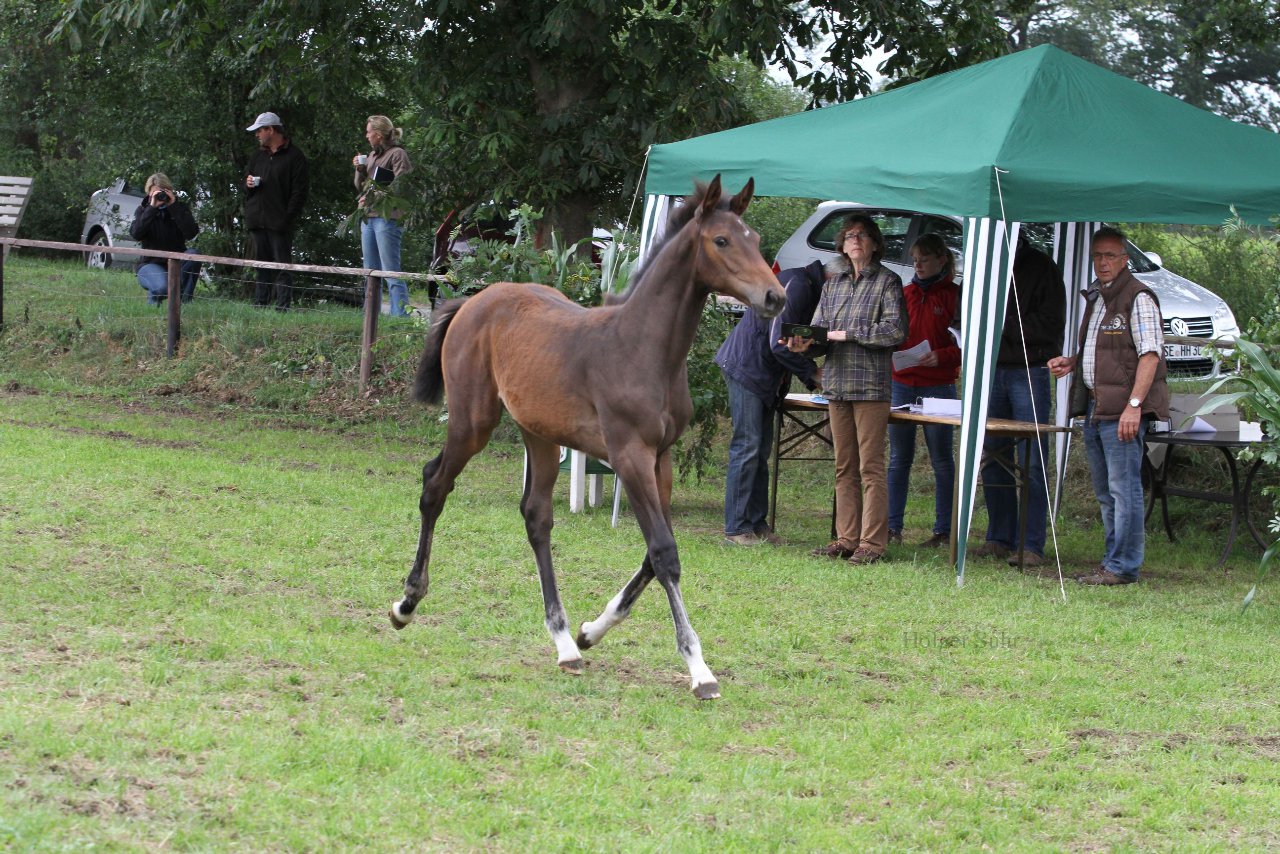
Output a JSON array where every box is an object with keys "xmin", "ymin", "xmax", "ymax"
[{"xmin": 1048, "ymin": 226, "xmax": 1169, "ymax": 585}]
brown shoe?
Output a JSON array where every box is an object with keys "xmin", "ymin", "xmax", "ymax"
[
  {"xmin": 847, "ymin": 547, "xmax": 883, "ymax": 566},
  {"xmin": 811, "ymin": 541, "xmax": 856, "ymax": 559},
  {"xmin": 971, "ymin": 541, "xmax": 1011, "ymax": 559},
  {"xmin": 919, "ymin": 532, "xmax": 949, "ymax": 549},
  {"xmin": 723, "ymin": 532, "xmax": 763, "ymax": 547},
  {"xmin": 887, "ymin": 529, "xmax": 903, "ymax": 546},
  {"xmin": 1076, "ymin": 567, "xmax": 1137, "ymax": 586},
  {"xmin": 753, "ymin": 525, "xmax": 784, "ymax": 546},
  {"xmin": 1008, "ymin": 552, "xmax": 1045, "ymax": 568}
]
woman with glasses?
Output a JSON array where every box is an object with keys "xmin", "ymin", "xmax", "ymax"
[{"xmin": 786, "ymin": 215, "xmax": 908, "ymax": 565}]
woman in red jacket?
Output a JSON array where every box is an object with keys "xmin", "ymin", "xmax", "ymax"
[{"xmin": 887, "ymin": 234, "xmax": 961, "ymax": 548}]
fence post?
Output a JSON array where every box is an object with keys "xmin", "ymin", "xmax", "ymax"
[
  {"xmin": 0, "ymin": 247, "xmax": 5, "ymax": 328},
  {"xmin": 165, "ymin": 257, "xmax": 180, "ymax": 358},
  {"xmin": 358, "ymin": 274, "xmax": 381, "ymax": 394}
]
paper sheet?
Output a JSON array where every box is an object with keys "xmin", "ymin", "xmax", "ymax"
[
  {"xmin": 1174, "ymin": 416, "xmax": 1216, "ymax": 433},
  {"xmin": 892, "ymin": 339, "xmax": 932, "ymax": 371}
]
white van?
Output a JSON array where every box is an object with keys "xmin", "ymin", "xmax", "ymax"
[{"xmin": 771, "ymin": 202, "xmax": 1240, "ymax": 379}]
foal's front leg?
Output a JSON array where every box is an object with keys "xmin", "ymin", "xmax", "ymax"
[{"xmin": 522, "ymin": 436, "xmax": 583, "ymax": 673}]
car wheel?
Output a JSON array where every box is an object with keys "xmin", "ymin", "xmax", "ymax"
[{"xmin": 86, "ymin": 231, "xmax": 110, "ymax": 270}]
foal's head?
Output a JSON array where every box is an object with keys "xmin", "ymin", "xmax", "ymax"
[{"xmin": 687, "ymin": 176, "xmax": 785, "ymax": 318}]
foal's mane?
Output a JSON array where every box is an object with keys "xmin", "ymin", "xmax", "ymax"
[{"xmin": 605, "ymin": 181, "xmax": 723, "ymax": 305}]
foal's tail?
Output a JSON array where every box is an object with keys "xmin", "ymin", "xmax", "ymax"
[{"xmin": 411, "ymin": 298, "xmax": 467, "ymax": 405}]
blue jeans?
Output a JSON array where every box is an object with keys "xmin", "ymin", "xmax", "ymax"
[
  {"xmin": 724, "ymin": 375, "xmax": 774, "ymax": 536},
  {"xmin": 137, "ymin": 250, "xmax": 202, "ymax": 304},
  {"xmin": 361, "ymin": 217, "xmax": 408, "ymax": 316},
  {"xmin": 888, "ymin": 380, "xmax": 955, "ymax": 535},
  {"xmin": 983, "ymin": 366, "xmax": 1052, "ymax": 556},
  {"xmin": 1082, "ymin": 401, "xmax": 1147, "ymax": 579}
]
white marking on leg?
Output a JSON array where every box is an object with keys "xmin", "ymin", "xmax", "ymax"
[
  {"xmin": 579, "ymin": 589, "xmax": 628, "ymax": 647},
  {"xmin": 391, "ymin": 599, "xmax": 415, "ymax": 625},
  {"xmin": 683, "ymin": 639, "xmax": 718, "ymax": 695},
  {"xmin": 550, "ymin": 622, "xmax": 583, "ymax": 667}
]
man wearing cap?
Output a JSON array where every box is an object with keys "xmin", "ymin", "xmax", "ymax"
[
  {"xmin": 244, "ymin": 111, "xmax": 309, "ymax": 311},
  {"xmin": 1049, "ymin": 226, "xmax": 1169, "ymax": 586}
]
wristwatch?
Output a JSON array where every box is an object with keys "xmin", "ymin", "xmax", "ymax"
[{"xmin": 1128, "ymin": 397, "xmax": 1142, "ymax": 408}]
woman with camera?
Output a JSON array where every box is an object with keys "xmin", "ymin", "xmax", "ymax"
[{"xmin": 129, "ymin": 172, "xmax": 201, "ymax": 304}]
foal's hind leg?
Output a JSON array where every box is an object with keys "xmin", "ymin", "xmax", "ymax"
[
  {"xmin": 390, "ymin": 399, "xmax": 500, "ymax": 629},
  {"xmin": 577, "ymin": 558, "xmax": 654, "ymax": 650},
  {"xmin": 521, "ymin": 433, "xmax": 583, "ymax": 673}
]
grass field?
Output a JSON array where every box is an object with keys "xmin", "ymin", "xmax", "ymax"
[{"xmin": 3, "ymin": 257, "xmax": 1280, "ymax": 850}]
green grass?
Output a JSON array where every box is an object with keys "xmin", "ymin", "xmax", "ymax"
[{"xmin": 3, "ymin": 256, "xmax": 1280, "ymax": 850}]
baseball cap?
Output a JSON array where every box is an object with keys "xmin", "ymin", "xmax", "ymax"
[{"xmin": 245, "ymin": 112, "xmax": 283, "ymax": 131}]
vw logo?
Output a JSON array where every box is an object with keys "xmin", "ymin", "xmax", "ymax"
[{"xmin": 1169, "ymin": 317, "xmax": 1189, "ymax": 337}]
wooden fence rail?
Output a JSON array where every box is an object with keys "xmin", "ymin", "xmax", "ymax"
[{"xmin": 0, "ymin": 236, "xmax": 446, "ymax": 394}]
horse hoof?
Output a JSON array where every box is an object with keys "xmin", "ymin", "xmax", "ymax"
[
  {"xmin": 559, "ymin": 658, "xmax": 585, "ymax": 675},
  {"xmin": 388, "ymin": 601, "xmax": 415, "ymax": 630},
  {"xmin": 574, "ymin": 628, "xmax": 595, "ymax": 650},
  {"xmin": 693, "ymin": 681, "xmax": 721, "ymax": 701}
]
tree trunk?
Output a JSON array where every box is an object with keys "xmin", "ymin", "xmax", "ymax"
[{"xmin": 539, "ymin": 193, "xmax": 595, "ymax": 261}]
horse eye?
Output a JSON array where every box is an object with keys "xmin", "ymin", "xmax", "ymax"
[{"xmin": 714, "ymin": 236, "xmax": 729, "ymax": 248}]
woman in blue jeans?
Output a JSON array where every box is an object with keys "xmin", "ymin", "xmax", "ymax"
[
  {"xmin": 128, "ymin": 173, "xmax": 201, "ymax": 304},
  {"xmin": 353, "ymin": 115, "xmax": 414, "ymax": 316},
  {"xmin": 887, "ymin": 235, "xmax": 961, "ymax": 547}
]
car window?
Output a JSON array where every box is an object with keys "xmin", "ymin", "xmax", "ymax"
[
  {"xmin": 917, "ymin": 216, "xmax": 963, "ymax": 258},
  {"xmin": 1125, "ymin": 241, "xmax": 1159, "ymax": 273},
  {"xmin": 808, "ymin": 209, "xmax": 915, "ymax": 263}
]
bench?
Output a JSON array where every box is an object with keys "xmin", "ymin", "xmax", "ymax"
[{"xmin": 0, "ymin": 176, "xmax": 35, "ymax": 259}]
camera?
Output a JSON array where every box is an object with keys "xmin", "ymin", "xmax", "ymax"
[{"xmin": 152, "ymin": 190, "xmax": 170, "ymax": 205}]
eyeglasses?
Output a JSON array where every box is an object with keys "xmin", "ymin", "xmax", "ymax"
[
  {"xmin": 844, "ymin": 231, "xmax": 871, "ymax": 242},
  {"xmin": 1092, "ymin": 252, "xmax": 1126, "ymax": 261}
]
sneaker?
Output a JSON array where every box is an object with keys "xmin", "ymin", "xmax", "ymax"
[
  {"xmin": 723, "ymin": 532, "xmax": 763, "ymax": 547},
  {"xmin": 919, "ymin": 532, "xmax": 949, "ymax": 549},
  {"xmin": 887, "ymin": 529, "xmax": 903, "ymax": 546},
  {"xmin": 1076, "ymin": 567, "xmax": 1137, "ymax": 586},
  {"xmin": 754, "ymin": 525, "xmax": 784, "ymax": 546},
  {"xmin": 971, "ymin": 541, "xmax": 1012, "ymax": 559},
  {"xmin": 1008, "ymin": 552, "xmax": 1045, "ymax": 568},
  {"xmin": 810, "ymin": 541, "xmax": 856, "ymax": 559},
  {"xmin": 847, "ymin": 547, "xmax": 883, "ymax": 566}
]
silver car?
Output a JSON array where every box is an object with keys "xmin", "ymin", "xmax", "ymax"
[
  {"xmin": 772, "ymin": 201, "xmax": 1240, "ymax": 379},
  {"xmin": 80, "ymin": 178, "xmax": 145, "ymax": 269}
]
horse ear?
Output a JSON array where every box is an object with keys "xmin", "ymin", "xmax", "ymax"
[
  {"xmin": 699, "ymin": 174, "xmax": 723, "ymax": 217},
  {"xmin": 729, "ymin": 178, "xmax": 755, "ymax": 216}
]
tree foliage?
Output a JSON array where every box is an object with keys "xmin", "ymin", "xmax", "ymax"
[{"xmin": 999, "ymin": 0, "xmax": 1280, "ymax": 130}]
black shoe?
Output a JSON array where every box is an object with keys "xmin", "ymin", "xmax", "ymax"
[
  {"xmin": 887, "ymin": 529, "xmax": 903, "ymax": 546},
  {"xmin": 918, "ymin": 532, "xmax": 948, "ymax": 548}
]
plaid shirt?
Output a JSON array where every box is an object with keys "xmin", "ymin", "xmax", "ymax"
[
  {"xmin": 813, "ymin": 260, "xmax": 908, "ymax": 401},
  {"xmin": 1081, "ymin": 285, "xmax": 1163, "ymax": 389}
]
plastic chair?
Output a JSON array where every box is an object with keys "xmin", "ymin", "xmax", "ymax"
[{"xmin": 522, "ymin": 447, "xmax": 624, "ymax": 526}]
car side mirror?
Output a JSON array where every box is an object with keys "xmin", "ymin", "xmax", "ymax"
[{"xmin": 1145, "ymin": 251, "xmax": 1163, "ymax": 268}]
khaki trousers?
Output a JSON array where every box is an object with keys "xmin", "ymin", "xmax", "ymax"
[{"xmin": 828, "ymin": 400, "xmax": 891, "ymax": 555}]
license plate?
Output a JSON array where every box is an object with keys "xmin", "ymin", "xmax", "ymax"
[{"xmin": 1164, "ymin": 343, "xmax": 1204, "ymax": 359}]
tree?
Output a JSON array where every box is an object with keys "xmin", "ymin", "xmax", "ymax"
[
  {"xmin": 406, "ymin": 0, "xmax": 1008, "ymax": 251},
  {"xmin": 999, "ymin": 0, "xmax": 1280, "ymax": 130}
]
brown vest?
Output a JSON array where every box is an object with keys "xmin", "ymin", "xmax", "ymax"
[{"xmin": 1069, "ymin": 268, "xmax": 1169, "ymax": 422}]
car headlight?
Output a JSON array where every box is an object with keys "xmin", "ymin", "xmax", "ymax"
[{"xmin": 1213, "ymin": 303, "xmax": 1239, "ymax": 339}]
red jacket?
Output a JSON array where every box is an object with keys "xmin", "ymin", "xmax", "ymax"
[{"xmin": 893, "ymin": 276, "xmax": 961, "ymax": 387}]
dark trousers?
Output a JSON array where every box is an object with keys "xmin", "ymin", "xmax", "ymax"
[{"xmin": 250, "ymin": 228, "xmax": 294, "ymax": 310}]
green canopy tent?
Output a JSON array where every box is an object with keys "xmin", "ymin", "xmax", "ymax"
[{"xmin": 641, "ymin": 44, "xmax": 1280, "ymax": 583}]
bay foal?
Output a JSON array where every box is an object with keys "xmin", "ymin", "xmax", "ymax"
[{"xmin": 391, "ymin": 177, "xmax": 784, "ymax": 699}]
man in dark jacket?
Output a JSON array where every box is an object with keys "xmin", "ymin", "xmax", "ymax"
[
  {"xmin": 973, "ymin": 237, "xmax": 1064, "ymax": 569},
  {"xmin": 244, "ymin": 111, "xmax": 309, "ymax": 311},
  {"xmin": 715, "ymin": 260, "xmax": 825, "ymax": 545}
]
